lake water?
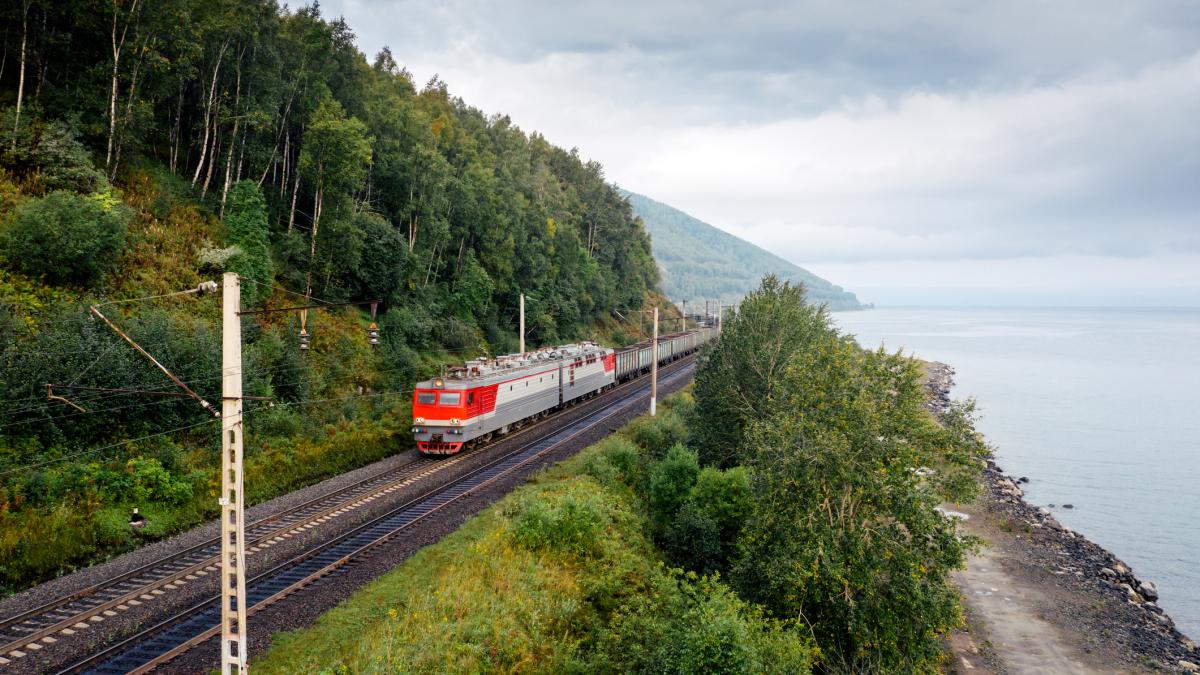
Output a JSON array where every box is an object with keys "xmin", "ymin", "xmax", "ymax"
[{"xmin": 831, "ymin": 307, "xmax": 1200, "ymax": 639}]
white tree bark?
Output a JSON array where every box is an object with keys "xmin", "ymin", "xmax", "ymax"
[{"xmin": 11, "ymin": 1, "xmax": 30, "ymax": 149}]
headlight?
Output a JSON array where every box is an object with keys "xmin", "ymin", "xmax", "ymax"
[{"xmin": 414, "ymin": 417, "xmax": 425, "ymax": 424}]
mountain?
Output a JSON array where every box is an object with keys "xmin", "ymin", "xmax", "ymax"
[{"xmin": 623, "ymin": 191, "xmax": 862, "ymax": 311}]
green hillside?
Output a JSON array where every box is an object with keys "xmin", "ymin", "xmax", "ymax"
[{"xmin": 624, "ymin": 191, "xmax": 862, "ymax": 310}]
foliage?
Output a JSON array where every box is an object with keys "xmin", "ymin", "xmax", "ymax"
[
  {"xmin": 647, "ymin": 443, "xmax": 700, "ymax": 529},
  {"xmin": 252, "ymin": 435, "xmax": 814, "ymax": 674},
  {"xmin": 0, "ymin": 110, "xmax": 106, "ymax": 194},
  {"xmin": 690, "ymin": 274, "xmax": 831, "ymax": 468},
  {"xmin": 694, "ymin": 276, "xmax": 990, "ymax": 671},
  {"xmin": 1, "ymin": 190, "xmax": 130, "ymax": 284},
  {"xmin": 223, "ymin": 181, "xmax": 273, "ymax": 307}
]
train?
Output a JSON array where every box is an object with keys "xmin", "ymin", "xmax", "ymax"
[{"xmin": 411, "ymin": 326, "xmax": 718, "ymax": 455}]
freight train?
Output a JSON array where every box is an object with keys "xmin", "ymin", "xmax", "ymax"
[{"xmin": 411, "ymin": 326, "xmax": 717, "ymax": 455}]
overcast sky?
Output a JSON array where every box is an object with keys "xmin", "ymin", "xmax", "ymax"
[{"xmin": 321, "ymin": 0, "xmax": 1199, "ymax": 306}]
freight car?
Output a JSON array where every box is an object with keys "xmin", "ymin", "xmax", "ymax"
[{"xmin": 411, "ymin": 326, "xmax": 717, "ymax": 455}]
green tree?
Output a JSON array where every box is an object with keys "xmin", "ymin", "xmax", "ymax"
[
  {"xmin": 691, "ymin": 275, "xmax": 829, "ymax": 468},
  {"xmin": 223, "ymin": 180, "xmax": 272, "ymax": 307},
  {"xmin": 1, "ymin": 190, "xmax": 130, "ymax": 284},
  {"xmin": 731, "ymin": 335, "xmax": 981, "ymax": 671}
]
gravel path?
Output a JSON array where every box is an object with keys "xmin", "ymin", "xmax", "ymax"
[{"xmin": 925, "ymin": 362, "xmax": 1199, "ymax": 674}]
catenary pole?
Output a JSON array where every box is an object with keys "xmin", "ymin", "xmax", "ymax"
[
  {"xmin": 519, "ymin": 293, "xmax": 525, "ymax": 354},
  {"xmin": 650, "ymin": 307, "xmax": 658, "ymax": 416},
  {"xmin": 220, "ymin": 272, "xmax": 248, "ymax": 674}
]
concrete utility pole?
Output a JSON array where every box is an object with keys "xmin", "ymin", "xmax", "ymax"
[
  {"xmin": 519, "ymin": 293, "xmax": 525, "ymax": 354},
  {"xmin": 220, "ymin": 272, "xmax": 248, "ymax": 675},
  {"xmin": 650, "ymin": 307, "xmax": 658, "ymax": 417}
]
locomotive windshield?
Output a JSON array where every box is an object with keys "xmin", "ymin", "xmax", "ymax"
[
  {"xmin": 440, "ymin": 392, "xmax": 462, "ymax": 406},
  {"xmin": 417, "ymin": 392, "xmax": 436, "ymax": 404}
]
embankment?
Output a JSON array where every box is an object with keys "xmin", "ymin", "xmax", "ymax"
[{"xmin": 928, "ymin": 362, "xmax": 1198, "ymax": 673}]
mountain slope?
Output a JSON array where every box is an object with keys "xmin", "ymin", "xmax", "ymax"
[{"xmin": 624, "ymin": 192, "xmax": 862, "ymax": 310}]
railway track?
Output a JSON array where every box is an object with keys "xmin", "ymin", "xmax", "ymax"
[
  {"xmin": 0, "ymin": 351, "xmax": 693, "ymax": 672},
  {"xmin": 69, "ymin": 359, "xmax": 694, "ymax": 674}
]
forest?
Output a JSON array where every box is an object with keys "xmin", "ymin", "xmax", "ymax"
[{"xmin": 0, "ymin": 0, "xmax": 661, "ymax": 590}]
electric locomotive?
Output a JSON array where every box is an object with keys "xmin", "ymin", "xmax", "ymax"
[{"xmin": 411, "ymin": 342, "xmax": 615, "ymax": 455}]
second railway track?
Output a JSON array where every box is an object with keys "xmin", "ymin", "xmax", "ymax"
[{"xmin": 0, "ymin": 354, "xmax": 695, "ymax": 672}]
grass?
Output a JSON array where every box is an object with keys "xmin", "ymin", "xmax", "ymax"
[{"xmin": 253, "ymin": 393, "xmax": 814, "ymax": 674}]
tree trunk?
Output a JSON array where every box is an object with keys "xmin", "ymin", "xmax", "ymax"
[
  {"xmin": 111, "ymin": 32, "xmax": 149, "ymax": 180},
  {"xmin": 304, "ymin": 181, "xmax": 323, "ymax": 299},
  {"xmin": 106, "ymin": 0, "xmax": 141, "ymax": 175},
  {"xmin": 201, "ymin": 107, "xmax": 222, "ymax": 198},
  {"xmin": 257, "ymin": 79, "xmax": 299, "ymax": 187},
  {"xmin": 191, "ymin": 40, "xmax": 228, "ymax": 187},
  {"xmin": 12, "ymin": 1, "xmax": 29, "ymax": 149},
  {"xmin": 220, "ymin": 49, "xmax": 244, "ymax": 216},
  {"xmin": 169, "ymin": 82, "xmax": 184, "ymax": 173},
  {"xmin": 287, "ymin": 168, "xmax": 300, "ymax": 232}
]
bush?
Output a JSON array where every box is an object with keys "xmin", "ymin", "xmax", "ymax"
[
  {"xmin": 649, "ymin": 578, "xmax": 814, "ymax": 674},
  {"xmin": 508, "ymin": 480, "xmax": 607, "ymax": 557},
  {"xmin": 648, "ymin": 444, "xmax": 700, "ymax": 528},
  {"xmin": 0, "ymin": 112, "xmax": 106, "ymax": 193},
  {"xmin": 662, "ymin": 502, "xmax": 722, "ymax": 573},
  {"xmin": 627, "ymin": 409, "xmax": 689, "ymax": 459},
  {"xmin": 223, "ymin": 181, "xmax": 273, "ymax": 307},
  {"xmin": 1, "ymin": 190, "xmax": 130, "ymax": 284}
]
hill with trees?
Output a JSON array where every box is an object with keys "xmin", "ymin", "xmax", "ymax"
[
  {"xmin": 624, "ymin": 191, "xmax": 862, "ymax": 310},
  {"xmin": 0, "ymin": 1, "xmax": 667, "ymax": 591}
]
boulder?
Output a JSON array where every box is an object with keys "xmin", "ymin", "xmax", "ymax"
[
  {"xmin": 1178, "ymin": 661, "xmax": 1199, "ymax": 673},
  {"xmin": 1139, "ymin": 580, "xmax": 1159, "ymax": 601},
  {"xmin": 1099, "ymin": 567, "xmax": 1116, "ymax": 579},
  {"xmin": 1062, "ymin": 503, "xmax": 1074, "ymax": 509}
]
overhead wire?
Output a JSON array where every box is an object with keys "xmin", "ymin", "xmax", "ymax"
[{"xmin": 0, "ymin": 418, "xmax": 222, "ymax": 478}]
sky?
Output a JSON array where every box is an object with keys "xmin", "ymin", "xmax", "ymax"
[{"xmin": 320, "ymin": 0, "xmax": 1200, "ymax": 306}]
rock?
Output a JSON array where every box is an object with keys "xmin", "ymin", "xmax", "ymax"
[
  {"xmin": 1018, "ymin": 476, "xmax": 1029, "ymax": 483},
  {"xmin": 1139, "ymin": 580, "xmax": 1159, "ymax": 601},
  {"xmin": 1178, "ymin": 661, "xmax": 1199, "ymax": 672},
  {"xmin": 1183, "ymin": 637, "xmax": 1196, "ymax": 652},
  {"xmin": 1038, "ymin": 507, "xmax": 1052, "ymax": 517},
  {"xmin": 1114, "ymin": 562, "xmax": 1130, "ymax": 576},
  {"xmin": 1062, "ymin": 503, "xmax": 1074, "ymax": 509},
  {"xmin": 1153, "ymin": 612, "xmax": 1173, "ymax": 627},
  {"xmin": 1100, "ymin": 567, "xmax": 1116, "ymax": 579}
]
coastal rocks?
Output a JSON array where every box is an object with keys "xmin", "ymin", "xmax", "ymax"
[
  {"xmin": 1179, "ymin": 661, "xmax": 1199, "ymax": 673},
  {"xmin": 979, "ymin": 458, "xmax": 1195, "ymax": 670},
  {"xmin": 923, "ymin": 362, "xmax": 955, "ymax": 417}
]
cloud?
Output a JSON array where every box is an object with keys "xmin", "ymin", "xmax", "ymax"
[{"xmin": 322, "ymin": 0, "xmax": 1200, "ymax": 303}]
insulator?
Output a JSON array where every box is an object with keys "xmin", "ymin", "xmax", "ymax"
[
  {"xmin": 299, "ymin": 328, "xmax": 311, "ymax": 351},
  {"xmin": 367, "ymin": 322, "xmax": 380, "ymax": 346}
]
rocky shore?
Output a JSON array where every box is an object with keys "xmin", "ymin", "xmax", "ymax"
[{"xmin": 925, "ymin": 361, "xmax": 1198, "ymax": 673}]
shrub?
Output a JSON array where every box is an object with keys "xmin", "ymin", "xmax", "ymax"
[
  {"xmin": 223, "ymin": 181, "xmax": 273, "ymax": 307},
  {"xmin": 690, "ymin": 466, "xmax": 752, "ymax": 542},
  {"xmin": 1, "ymin": 190, "xmax": 130, "ymax": 284},
  {"xmin": 662, "ymin": 502, "xmax": 722, "ymax": 573},
  {"xmin": 508, "ymin": 480, "xmax": 608, "ymax": 557},
  {"xmin": 0, "ymin": 112, "xmax": 106, "ymax": 193},
  {"xmin": 648, "ymin": 444, "xmax": 700, "ymax": 528},
  {"xmin": 626, "ymin": 409, "xmax": 689, "ymax": 459}
]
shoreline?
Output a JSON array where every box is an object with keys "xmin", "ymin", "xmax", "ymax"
[{"xmin": 926, "ymin": 362, "xmax": 1198, "ymax": 673}]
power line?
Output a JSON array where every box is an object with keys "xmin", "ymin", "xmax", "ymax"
[{"xmin": 0, "ymin": 419, "xmax": 221, "ymax": 478}]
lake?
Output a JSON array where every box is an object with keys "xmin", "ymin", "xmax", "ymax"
[{"xmin": 832, "ymin": 307, "xmax": 1200, "ymax": 639}]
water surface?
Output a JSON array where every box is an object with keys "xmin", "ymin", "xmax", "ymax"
[{"xmin": 832, "ymin": 307, "xmax": 1200, "ymax": 638}]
